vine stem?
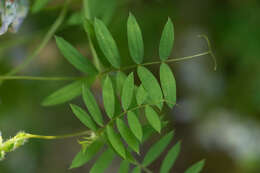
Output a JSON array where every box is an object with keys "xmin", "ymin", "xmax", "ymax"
[
  {"xmin": 26, "ymin": 130, "xmax": 92, "ymax": 140},
  {"xmin": 0, "ymin": 0, "xmax": 71, "ymax": 81},
  {"xmin": 0, "ymin": 51, "xmax": 211, "ymax": 81}
]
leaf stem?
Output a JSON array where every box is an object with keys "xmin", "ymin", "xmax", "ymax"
[
  {"xmin": 26, "ymin": 130, "xmax": 92, "ymax": 140},
  {"xmin": 0, "ymin": 50, "xmax": 211, "ymax": 82}
]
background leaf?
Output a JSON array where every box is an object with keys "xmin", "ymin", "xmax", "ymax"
[
  {"xmin": 106, "ymin": 125, "xmax": 126, "ymax": 159},
  {"xmin": 127, "ymin": 13, "xmax": 144, "ymax": 64},
  {"xmin": 127, "ymin": 111, "xmax": 143, "ymax": 141},
  {"xmin": 160, "ymin": 63, "xmax": 176, "ymax": 108},
  {"xmin": 116, "ymin": 118, "xmax": 140, "ymax": 153},
  {"xmin": 184, "ymin": 160, "xmax": 205, "ymax": 173},
  {"xmin": 83, "ymin": 85, "xmax": 104, "ymax": 126},
  {"xmin": 145, "ymin": 106, "xmax": 161, "ymax": 133},
  {"xmin": 142, "ymin": 131, "xmax": 174, "ymax": 166},
  {"xmin": 70, "ymin": 104, "xmax": 97, "ymax": 131},
  {"xmin": 122, "ymin": 73, "xmax": 135, "ymax": 110},
  {"xmin": 159, "ymin": 18, "xmax": 174, "ymax": 61},
  {"xmin": 137, "ymin": 66, "xmax": 163, "ymax": 109},
  {"xmin": 160, "ymin": 142, "xmax": 181, "ymax": 173},
  {"xmin": 89, "ymin": 148, "xmax": 115, "ymax": 173},
  {"xmin": 94, "ymin": 18, "xmax": 121, "ymax": 68},
  {"xmin": 55, "ymin": 36, "xmax": 98, "ymax": 75},
  {"xmin": 102, "ymin": 76, "xmax": 115, "ymax": 118}
]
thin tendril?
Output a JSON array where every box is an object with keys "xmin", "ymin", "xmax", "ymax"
[{"xmin": 198, "ymin": 34, "xmax": 217, "ymax": 71}]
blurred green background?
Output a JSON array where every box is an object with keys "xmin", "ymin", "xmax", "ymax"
[{"xmin": 0, "ymin": 0, "xmax": 260, "ymax": 172}]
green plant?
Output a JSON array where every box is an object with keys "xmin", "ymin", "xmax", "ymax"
[{"xmin": 0, "ymin": 0, "xmax": 216, "ymax": 172}]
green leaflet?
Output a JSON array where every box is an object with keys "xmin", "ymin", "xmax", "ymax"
[
  {"xmin": 42, "ymin": 80, "xmax": 83, "ymax": 106},
  {"xmin": 137, "ymin": 66, "xmax": 163, "ymax": 109},
  {"xmin": 31, "ymin": 0, "xmax": 51, "ymax": 13},
  {"xmin": 55, "ymin": 36, "xmax": 98, "ymax": 75},
  {"xmin": 160, "ymin": 63, "xmax": 176, "ymax": 108},
  {"xmin": 82, "ymin": 84, "xmax": 104, "ymax": 126},
  {"xmin": 136, "ymin": 84, "xmax": 147, "ymax": 105},
  {"xmin": 118, "ymin": 160, "xmax": 130, "ymax": 173},
  {"xmin": 70, "ymin": 104, "xmax": 97, "ymax": 131},
  {"xmin": 83, "ymin": 18, "xmax": 110, "ymax": 68},
  {"xmin": 70, "ymin": 140, "xmax": 104, "ymax": 169},
  {"xmin": 116, "ymin": 118, "xmax": 140, "ymax": 154},
  {"xmin": 145, "ymin": 106, "xmax": 161, "ymax": 133},
  {"xmin": 90, "ymin": 148, "xmax": 115, "ymax": 173},
  {"xmin": 83, "ymin": 0, "xmax": 117, "ymax": 24},
  {"xmin": 102, "ymin": 76, "xmax": 115, "ymax": 118},
  {"xmin": 106, "ymin": 125, "xmax": 126, "ymax": 159},
  {"xmin": 184, "ymin": 160, "xmax": 205, "ymax": 173},
  {"xmin": 142, "ymin": 131, "xmax": 174, "ymax": 167},
  {"xmin": 116, "ymin": 71, "xmax": 127, "ymax": 96},
  {"xmin": 127, "ymin": 111, "xmax": 143, "ymax": 141},
  {"xmin": 160, "ymin": 142, "xmax": 181, "ymax": 173},
  {"xmin": 159, "ymin": 18, "xmax": 174, "ymax": 61},
  {"xmin": 94, "ymin": 18, "xmax": 121, "ymax": 68},
  {"xmin": 131, "ymin": 167, "xmax": 141, "ymax": 173},
  {"xmin": 127, "ymin": 13, "xmax": 144, "ymax": 64},
  {"xmin": 122, "ymin": 73, "xmax": 135, "ymax": 110}
]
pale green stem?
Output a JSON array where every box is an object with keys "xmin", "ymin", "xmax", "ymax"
[{"xmin": 26, "ymin": 130, "xmax": 92, "ymax": 140}]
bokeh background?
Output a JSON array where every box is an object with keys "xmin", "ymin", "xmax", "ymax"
[{"xmin": 0, "ymin": 0, "xmax": 260, "ymax": 172}]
